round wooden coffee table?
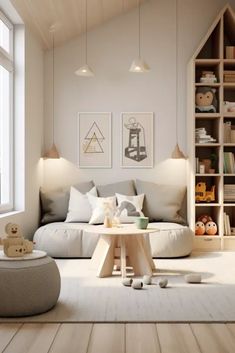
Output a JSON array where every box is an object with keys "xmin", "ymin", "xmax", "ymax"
[{"xmin": 88, "ymin": 224, "xmax": 158, "ymax": 278}]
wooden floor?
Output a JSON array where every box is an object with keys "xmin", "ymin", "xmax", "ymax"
[{"xmin": 1, "ymin": 323, "xmax": 235, "ymax": 353}]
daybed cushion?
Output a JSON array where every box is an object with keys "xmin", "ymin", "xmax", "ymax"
[
  {"xmin": 136, "ymin": 179, "xmax": 186, "ymax": 224},
  {"xmin": 40, "ymin": 181, "xmax": 94, "ymax": 225},
  {"xmin": 96, "ymin": 180, "xmax": 136, "ymax": 197},
  {"xmin": 34, "ymin": 222, "xmax": 193, "ymax": 258}
]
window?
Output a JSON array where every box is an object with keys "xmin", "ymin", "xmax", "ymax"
[{"xmin": 0, "ymin": 10, "xmax": 13, "ymax": 212}]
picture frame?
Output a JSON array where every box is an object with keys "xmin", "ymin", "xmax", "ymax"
[
  {"xmin": 77, "ymin": 112, "xmax": 112, "ymax": 168},
  {"xmin": 121, "ymin": 112, "xmax": 154, "ymax": 168}
]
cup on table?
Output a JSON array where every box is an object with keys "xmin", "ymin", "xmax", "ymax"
[{"xmin": 135, "ymin": 217, "xmax": 149, "ymax": 229}]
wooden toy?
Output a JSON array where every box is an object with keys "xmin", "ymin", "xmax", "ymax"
[
  {"xmin": 122, "ymin": 278, "xmax": 133, "ymax": 287},
  {"xmin": 143, "ymin": 275, "xmax": 152, "ymax": 285},
  {"xmin": 159, "ymin": 279, "xmax": 168, "ymax": 288},
  {"xmin": 195, "ymin": 182, "xmax": 215, "ymax": 202},
  {"xmin": 195, "ymin": 221, "xmax": 206, "ymax": 235},
  {"xmin": 1, "ymin": 223, "xmax": 34, "ymax": 258},
  {"xmin": 131, "ymin": 280, "xmax": 143, "ymax": 289},
  {"xmin": 185, "ymin": 274, "xmax": 202, "ymax": 283}
]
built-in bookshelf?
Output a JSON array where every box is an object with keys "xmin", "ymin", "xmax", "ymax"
[{"xmin": 188, "ymin": 4, "xmax": 235, "ymax": 251}]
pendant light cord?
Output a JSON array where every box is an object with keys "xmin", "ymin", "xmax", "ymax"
[
  {"xmin": 85, "ymin": 0, "xmax": 88, "ymax": 64},
  {"xmin": 175, "ymin": 0, "xmax": 178, "ymax": 142},
  {"xmin": 138, "ymin": 0, "xmax": 141, "ymax": 58},
  {"xmin": 52, "ymin": 30, "xmax": 55, "ymax": 144}
]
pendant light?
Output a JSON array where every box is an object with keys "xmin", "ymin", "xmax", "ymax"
[
  {"xmin": 171, "ymin": 0, "xmax": 186, "ymax": 159},
  {"xmin": 129, "ymin": 0, "xmax": 150, "ymax": 73},
  {"xmin": 44, "ymin": 25, "xmax": 60, "ymax": 159},
  {"xmin": 75, "ymin": 0, "xmax": 94, "ymax": 77}
]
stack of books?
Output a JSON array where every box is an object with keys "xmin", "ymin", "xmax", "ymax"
[
  {"xmin": 200, "ymin": 71, "xmax": 217, "ymax": 83},
  {"xmin": 224, "ymin": 184, "xmax": 235, "ymax": 201},
  {"xmin": 224, "ymin": 121, "xmax": 232, "ymax": 142},
  {"xmin": 195, "ymin": 127, "xmax": 216, "ymax": 143},
  {"xmin": 224, "ymin": 70, "xmax": 235, "ymax": 82},
  {"xmin": 224, "ymin": 212, "xmax": 231, "ymax": 235},
  {"xmin": 226, "ymin": 46, "xmax": 235, "ymax": 59},
  {"xmin": 224, "ymin": 152, "xmax": 235, "ymax": 173}
]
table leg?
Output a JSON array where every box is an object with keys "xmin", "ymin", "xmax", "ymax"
[
  {"xmin": 142, "ymin": 234, "xmax": 156, "ymax": 271},
  {"xmin": 91, "ymin": 234, "xmax": 116, "ymax": 277},
  {"xmin": 119, "ymin": 235, "xmax": 126, "ymax": 278},
  {"xmin": 126, "ymin": 235, "xmax": 153, "ymax": 276}
]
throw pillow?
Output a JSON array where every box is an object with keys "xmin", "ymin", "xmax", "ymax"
[
  {"xmin": 96, "ymin": 180, "xmax": 136, "ymax": 197},
  {"xmin": 115, "ymin": 193, "xmax": 145, "ymax": 223},
  {"xmin": 65, "ymin": 186, "xmax": 97, "ymax": 223},
  {"xmin": 88, "ymin": 194, "xmax": 116, "ymax": 225},
  {"xmin": 135, "ymin": 179, "xmax": 186, "ymax": 224},
  {"xmin": 40, "ymin": 180, "xmax": 95, "ymax": 224}
]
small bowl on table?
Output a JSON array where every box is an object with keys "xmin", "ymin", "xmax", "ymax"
[{"xmin": 135, "ymin": 217, "xmax": 149, "ymax": 230}]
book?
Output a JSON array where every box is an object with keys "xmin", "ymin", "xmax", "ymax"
[
  {"xmin": 224, "ymin": 212, "xmax": 228, "ymax": 235},
  {"xmin": 227, "ymin": 214, "xmax": 231, "ymax": 235},
  {"xmin": 226, "ymin": 46, "xmax": 235, "ymax": 59}
]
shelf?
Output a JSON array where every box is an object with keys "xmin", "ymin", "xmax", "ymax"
[
  {"xmin": 224, "ymin": 83, "xmax": 235, "ymax": 89},
  {"xmin": 195, "ymin": 83, "xmax": 220, "ymax": 87},
  {"xmin": 223, "ymin": 113, "xmax": 235, "ymax": 118},
  {"xmin": 224, "ymin": 59, "xmax": 235, "ymax": 65},
  {"xmin": 224, "ymin": 203, "xmax": 235, "ymax": 206},
  {"xmin": 195, "ymin": 143, "xmax": 220, "ymax": 147},
  {"xmin": 194, "ymin": 235, "xmax": 221, "ymax": 238},
  {"xmin": 224, "ymin": 173, "xmax": 235, "ymax": 176},
  {"xmin": 223, "ymin": 235, "xmax": 235, "ymax": 238},
  {"xmin": 195, "ymin": 203, "xmax": 220, "ymax": 206},
  {"xmin": 195, "ymin": 113, "xmax": 221, "ymax": 118},
  {"xmin": 195, "ymin": 59, "xmax": 221, "ymax": 66},
  {"xmin": 195, "ymin": 173, "xmax": 221, "ymax": 176}
]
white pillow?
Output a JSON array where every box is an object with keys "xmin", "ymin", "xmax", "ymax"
[
  {"xmin": 65, "ymin": 186, "xmax": 97, "ymax": 223},
  {"xmin": 115, "ymin": 193, "xmax": 145, "ymax": 223},
  {"xmin": 88, "ymin": 194, "xmax": 116, "ymax": 225}
]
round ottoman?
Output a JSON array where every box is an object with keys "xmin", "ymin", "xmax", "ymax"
[{"xmin": 0, "ymin": 256, "xmax": 61, "ymax": 317}]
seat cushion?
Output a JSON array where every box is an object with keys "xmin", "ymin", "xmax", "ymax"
[{"xmin": 34, "ymin": 222, "xmax": 193, "ymax": 258}]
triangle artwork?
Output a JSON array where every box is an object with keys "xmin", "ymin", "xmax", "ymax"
[{"xmin": 83, "ymin": 122, "xmax": 105, "ymax": 154}]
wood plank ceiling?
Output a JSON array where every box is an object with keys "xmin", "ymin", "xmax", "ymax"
[{"xmin": 10, "ymin": 0, "xmax": 146, "ymax": 50}]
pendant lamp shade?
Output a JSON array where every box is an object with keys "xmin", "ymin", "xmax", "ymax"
[
  {"xmin": 171, "ymin": 0, "xmax": 186, "ymax": 159},
  {"xmin": 44, "ymin": 26, "xmax": 60, "ymax": 159},
  {"xmin": 75, "ymin": 0, "xmax": 94, "ymax": 77},
  {"xmin": 130, "ymin": 0, "xmax": 150, "ymax": 73},
  {"xmin": 75, "ymin": 63, "xmax": 94, "ymax": 77},
  {"xmin": 44, "ymin": 143, "xmax": 60, "ymax": 159},
  {"xmin": 129, "ymin": 57, "xmax": 150, "ymax": 73},
  {"xmin": 171, "ymin": 143, "xmax": 186, "ymax": 159}
]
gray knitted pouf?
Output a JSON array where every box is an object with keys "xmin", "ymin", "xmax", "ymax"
[{"xmin": 0, "ymin": 256, "xmax": 61, "ymax": 317}]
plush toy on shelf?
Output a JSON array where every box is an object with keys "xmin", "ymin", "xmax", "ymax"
[
  {"xmin": 0, "ymin": 223, "xmax": 34, "ymax": 257},
  {"xmin": 195, "ymin": 86, "xmax": 218, "ymax": 113},
  {"xmin": 195, "ymin": 214, "xmax": 217, "ymax": 236},
  {"xmin": 195, "ymin": 182, "xmax": 215, "ymax": 203}
]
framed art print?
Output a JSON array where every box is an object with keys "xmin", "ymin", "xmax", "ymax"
[
  {"xmin": 78, "ymin": 112, "xmax": 112, "ymax": 168},
  {"xmin": 121, "ymin": 112, "xmax": 154, "ymax": 168}
]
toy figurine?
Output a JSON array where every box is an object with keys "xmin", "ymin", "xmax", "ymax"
[
  {"xmin": 0, "ymin": 223, "xmax": 34, "ymax": 257},
  {"xmin": 195, "ymin": 221, "xmax": 206, "ymax": 235},
  {"xmin": 195, "ymin": 86, "xmax": 217, "ymax": 113},
  {"xmin": 195, "ymin": 182, "xmax": 215, "ymax": 202},
  {"xmin": 205, "ymin": 221, "xmax": 217, "ymax": 235}
]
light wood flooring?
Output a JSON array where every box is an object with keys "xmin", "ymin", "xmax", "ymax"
[{"xmin": 1, "ymin": 323, "xmax": 235, "ymax": 353}]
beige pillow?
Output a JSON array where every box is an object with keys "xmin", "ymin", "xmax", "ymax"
[{"xmin": 136, "ymin": 179, "xmax": 186, "ymax": 224}]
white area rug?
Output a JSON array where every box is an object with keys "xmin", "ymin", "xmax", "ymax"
[{"xmin": 2, "ymin": 252, "xmax": 235, "ymax": 322}]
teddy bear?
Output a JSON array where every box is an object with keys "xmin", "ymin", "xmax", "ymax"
[
  {"xmin": 195, "ymin": 86, "xmax": 217, "ymax": 113},
  {"xmin": 0, "ymin": 223, "xmax": 34, "ymax": 257}
]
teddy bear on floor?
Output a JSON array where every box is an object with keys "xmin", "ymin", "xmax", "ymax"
[
  {"xmin": 195, "ymin": 86, "xmax": 217, "ymax": 113},
  {"xmin": 0, "ymin": 223, "xmax": 34, "ymax": 257}
]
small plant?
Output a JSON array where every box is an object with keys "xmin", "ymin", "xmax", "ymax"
[{"xmin": 210, "ymin": 153, "xmax": 217, "ymax": 171}]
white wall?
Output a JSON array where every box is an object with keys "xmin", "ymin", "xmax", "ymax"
[
  {"xmin": 43, "ymin": 0, "xmax": 233, "ymax": 190},
  {"xmin": 0, "ymin": 27, "xmax": 44, "ymax": 239}
]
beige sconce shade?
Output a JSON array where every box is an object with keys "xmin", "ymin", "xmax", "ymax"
[
  {"xmin": 44, "ymin": 143, "xmax": 60, "ymax": 159},
  {"xmin": 171, "ymin": 143, "xmax": 186, "ymax": 159},
  {"xmin": 129, "ymin": 57, "xmax": 150, "ymax": 73}
]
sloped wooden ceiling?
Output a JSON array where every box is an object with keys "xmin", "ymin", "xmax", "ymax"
[{"xmin": 10, "ymin": 0, "xmax": 146, "ymax": 50}]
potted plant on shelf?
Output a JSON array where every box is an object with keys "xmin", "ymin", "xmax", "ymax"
[{"xmin": 209, "ymin": 153, "xmax": 217, "ymax": 174}]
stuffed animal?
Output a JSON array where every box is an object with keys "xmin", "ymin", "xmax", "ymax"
[
  {"xmin": 195, "ymin": 221, "xmax": 206, "ymax": 235},
  {"xmin": 197, "ymin": 214, "xmax": 213, "ymax": 224},
  {"xmin": 0, "ymin": 223, "xmax": 34, "ymax": 257},
  {"xmin": 205, "ymin": 221, "xmax": 217, "ymax": 235},
  {"xmin": 195, "ymin": 86, "xmax": 217, "ymax": 113}
]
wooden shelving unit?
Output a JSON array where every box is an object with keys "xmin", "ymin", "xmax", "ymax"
[{"xmin": 188, "ymin": 4, "xmax": 235, "ymax": 251}]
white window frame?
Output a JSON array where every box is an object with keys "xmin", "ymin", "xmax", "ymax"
[{"xmin": 0, "ymin": 9, "xmax": 13, "ymax": 213}]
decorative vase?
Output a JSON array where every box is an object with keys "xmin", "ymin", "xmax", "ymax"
[{"xmin": 104, "ymin": 216, "xmax": 112, "ymax": 228}]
